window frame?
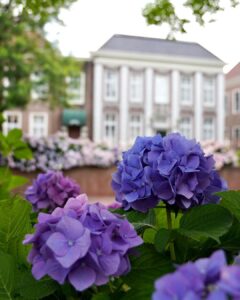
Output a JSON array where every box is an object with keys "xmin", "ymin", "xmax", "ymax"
[
  {"xmin": 154, "ymin": 73, "xmax": 170, "ymax": 105},
  {"xmin": 179, "ymin": 116, "xmax": 193, "ymax": 139},
  {"xmin": 104, "ymin": 68, "xmax": 119, "ymax": 102},
  {"xmin": 203, "ymin": 76, "xmax": 216, "ymax": 107},
  {"xmin": 232, "ymin": 90, "xmax": 240, "ymax": 114},
  {"xmin": 29, "ymin": 112, "xmax": 49, "ymax": 137},
  {"xmin": 129, "ymin": 113, "xmax": 143, "ymax": 143},
  {"xmin": 180, "ymin": 74, "xmax": 193, "ymax": 105},
  {"xmin": 129, "ymin": 70, "xmax": 144, "ymax": 103},
  {"xmin": 103, "ymin": 112, "xmax": 118, "ymax": 146},
  {"xmin": 232, "ymin": 126, "xmax": 240, "ymax": 141},
  {"xmin": 3, "ymin": 111, "xmax": 22, "ymax": 135},
  {"xmin": 203, "ymin": 116, "xmax": 215, "ymax": 141}
]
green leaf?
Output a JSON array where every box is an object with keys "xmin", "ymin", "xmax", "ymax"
[
  {"xmin": 179, "ymin": 204, "xmax": 233, "ymax": 242},
  {"xmin": 0, "ymin": 198, "xmax": 31, "ymax": 252},
  {"xmin": 220, "ymin": 217, "xmax": 240, "ymax": 251},
  {"xmin": 122, "ymin": 244, "xmax": 173, "ymax": 300},
  {"xmin": 154, "ymin": 228, "xmax": 172, "ymax": 253},
  {"xmin": 124, "ymin": 209, "xmax": 156, "ymax": 234},
  {"xmin": 143, "ymin": 228, "xmax": 157, "ymax": 243},
  {"xmin": 91, "ymin": 293, "xmax": 110, "ymax": 300},
  {"xmin": 7, "ymin": 176, "xmax": 28, "ymax": 191},
  {"xmin": 13, "ymin": 147, "xmax": 32, "ymax": 160},
  {"xmin": 0, "ymin": 252, "xmax": 15, "ymax": 300},
  {"xmin": 15, "ymin": 271, "xmax": 58, "ymax": 300},
  {"xmin": 6, "ymin": 129, "xmax": 22, "ymax": 145},
  {"xmin": 219, "ymin": 190, "xmax": 240, "ymax": 221}
]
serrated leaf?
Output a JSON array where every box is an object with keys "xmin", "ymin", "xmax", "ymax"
[
  {"xmin": 0, "ymin": 198, "xmax": 31, "ymax": 252},
  {"xmin": 0, "ymin": 252, "xmax": 15, "ymax": 300},
  {"xmin": 179, "ymin": 204, "xmax": 232, "ymax": 242}
]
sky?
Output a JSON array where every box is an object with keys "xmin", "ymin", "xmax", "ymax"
[{"xmin": 46, "ymin": 0, "xmax": 240, "ymax": 73}]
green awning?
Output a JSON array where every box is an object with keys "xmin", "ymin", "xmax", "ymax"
[{"xmin": 62, "ymin": 109, "xmax": 87, "ymax": 126}]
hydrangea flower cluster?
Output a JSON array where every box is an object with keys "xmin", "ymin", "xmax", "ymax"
[
  {"xmin": 25, "ymin": 171, "xmax": 81, "ymax": 211},
  {"xmin": 153, "ymin": 250, "xmax": 240, "ymax": 300},
  {"xmin": 23, "ymin": 194, "xmax": 142, "ymax": 291},
  {"xmin": 8, "ymin": 133, "xmax": 118, "ymax": 172},
  {"xmin": 112, "ymin": 133, "xmax": 227, "ymax": 212},
  {"xmin": 202, "ymin": 140, "xmax": 238, "ymax": 170}
]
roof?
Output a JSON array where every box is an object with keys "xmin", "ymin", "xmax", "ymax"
[
  {"xmin": 99, "ymin": 34, "xmax": 223, "ymax": 62},
  {"xmin": 226, "ymin": 63, "xmax": 240, "ymax": 79}
]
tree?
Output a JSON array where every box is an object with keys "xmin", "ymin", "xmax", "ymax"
[
  {"xmin": 143, "ymin": 0, "xmax": 239, "ymax": 38},
  {"xmin": 0, "ymin": 0, "xmax": 80, "ymax": 111}
]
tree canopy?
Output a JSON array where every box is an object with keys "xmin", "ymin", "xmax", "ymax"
[
  {"xmin": 143, "ymin": 0, "xmax": 239, "ymax": 38},
  {"xmin": 0, "ymin": 0, "xmax": 79, "ymax": 111}
]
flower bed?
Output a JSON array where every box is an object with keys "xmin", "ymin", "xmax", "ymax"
[{"xmin": 8, "ymin": 132, "xmax": 118, "ymax": 172}]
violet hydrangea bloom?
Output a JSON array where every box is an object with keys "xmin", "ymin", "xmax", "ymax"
[
  {"xmin": 153, "ymin": 250, "xmax": 240, "ymax": 300},
  {"xmin": 25, "ymin": 171, "xmax": 81, "ymax": 211},
  {"xmin": 112, "ymin": 133, "xmax": 227, "ymax": 212},
  {"xmin": 23, "ymin": 193, "xmax": 142, "ymax": 292}
]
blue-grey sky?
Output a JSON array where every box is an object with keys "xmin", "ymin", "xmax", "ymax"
[{"xmin": 46, "ymin": 0, "xmax": 240, "ymax": 72}]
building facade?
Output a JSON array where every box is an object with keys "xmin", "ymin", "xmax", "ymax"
[
  {"xmin": 3, "ymin": 70, "xmax": 87, "ymax": 138},
  {"xmin": 88, "ymin": 34, "xmax": 225, "ymax": 148},
  {"xmin": 225, "ymin": 63, "xmax": 240, "ymax": 147}
]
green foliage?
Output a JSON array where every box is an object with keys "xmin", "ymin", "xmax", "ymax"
[
  {"xmin": 0, "ymin": 252, "xmax": 15, "ymax": 300},
  {"xmin": 121, "ymin": 244, "xmax": 173, "ymax": 300},
  {"xmin": 143, "ymin": 0, "xmax": 239, "ymax": 37},
  {"xmin": 179, "ymin": 204, "xmax": 233, "ymax": 241},
  {"xmin": 0, "ymin": 0, "xmax": 80, "ymax": 111}
]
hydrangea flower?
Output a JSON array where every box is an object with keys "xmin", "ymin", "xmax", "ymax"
[
  {"xmin": 112, "ymin": 133, "xmax": 227, "ymax": 212},
  {"xmin": 23, "ymin": 194, "xmax": 142, "ymax": 292},
  {"xmin": 153, "ymin": 250, "xmax": 240, "ymax": 300},
  {"xmin": 25, "ymin": 171, "xmax": 81, "ymax": 211}
]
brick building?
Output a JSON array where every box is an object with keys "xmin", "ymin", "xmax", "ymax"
[{"xmin": 225, "ymin": 63, "xmax": 240, "ymax": 147}]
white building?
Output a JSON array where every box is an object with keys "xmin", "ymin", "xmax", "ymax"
[{"xmin": 89, "ymin": 34, "xmax": 225, "ymax": 148}]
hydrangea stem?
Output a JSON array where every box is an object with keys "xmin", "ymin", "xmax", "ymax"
[{"xmin": 166, "ymin": 208, "xmax": 176, "ymax": 261}]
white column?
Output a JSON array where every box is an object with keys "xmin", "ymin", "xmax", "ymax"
[
  {"xmin": 171, "ymin": 70, "xmax": 180, "ymax": 131},
  {"xmin": 93, "ymin": 63, "xmax": 103, "ymax": 143},
  {"xmin": 145, "ymin": 67, "xmax": 153, "ymax": 136},
  {"xmin": 195, "ymin": 72, "xmax": 203, "ymax": 142},
  {"xmin": 217, "ymin": 73, "xmax": 225, "ymax": 143},
  {"xmin": 120, "ymin": 65, "xmax": 128, "ymax": 147}
]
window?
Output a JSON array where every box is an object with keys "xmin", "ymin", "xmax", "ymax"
[
  {"xmin": 179, "ymin": 117, "xmax": 192, "ymax": 139},
  {"xmin": 203, "ymin": 117, "xmax": 215, "ymax": 141},
  {"xmin": 31, "ymin": 72, "xmax": 48, "ymax": 101},
  {"xmin": 180, "ymin": 75, "xmax": 193, "ymax": 105},
  {"xmin": 225, "ymin": 95, "xmax": 229, "ymax": 115},
  {"xmin": 233, "ymin": 91, "xmax": 240, "ymax": 113},
  {"xmin": 233, "ymin": 127, "xmax": 240, "ymax": 141},
  {"xmin": 103, "ymin": 113, "xmax": 118, "ymax": 146},
  {"xmin": 29, "ymin": 113, "xmax": 48, "ymax": 137},
  {"xmin": 129, "ymin": 114, "xmax": 143, "ymax": 143},
  {"xmin": 155, "ymin": 74, "xmax": 169, "ymax": 104},
  {"xmin": 129, "ymin": 71, "xmax": 143, "ymax": 103},
  {"xmin": 104, "ymin": 69, "xmax": 118, "ymax": 101},
  {"xmin": 3, "ymin": 111, "xmax": 22, "ymax": 135},
  {"xmin": 203, "ymin": 77, "xmax": 215, "ymax": 106},
  {"xmin": 67, "ymin": 73, "xmax": 85, "ymax": 105}
]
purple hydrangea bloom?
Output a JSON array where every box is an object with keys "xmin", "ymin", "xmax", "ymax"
[
  {"xmin": 23, "ymin": 194, "xmax": 142, "ymax": 292},
  {"xmin": 153, "ymin": 250, "xmax": 240, "ymax": 300},
  {"xmin": 112, "ymin": 133, "xmax": 227, "ymax": 212},
  {"xmin": 25, "ymin": 171, "xmax": 81, "ymax": 211}
]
